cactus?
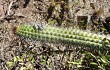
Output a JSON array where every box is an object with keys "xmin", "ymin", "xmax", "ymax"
[{"xmin": 15, "ymin": 24, "xmax": 110, "ymax": 49}]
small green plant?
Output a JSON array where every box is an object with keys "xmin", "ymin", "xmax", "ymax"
[
  {"xmin": 7, "ymin": 53, "xmax": 35, "ymax": 70},
  {"xmin": 68, "ymin": 51, "xmax": 110, "ymax": 70},
  {"xmin": 16, "ymin": 24, "xmax": 110, "ymax": 49}
]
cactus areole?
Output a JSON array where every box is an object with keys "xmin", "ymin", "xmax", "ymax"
[{"xmin": 16, "ymin": 24, "xmax": 110, "ymax": 49}]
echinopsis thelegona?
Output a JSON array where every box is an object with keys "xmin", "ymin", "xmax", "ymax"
[{"xmin": 15, "ymin": 24, "xmax": 110, "ymax": 49}]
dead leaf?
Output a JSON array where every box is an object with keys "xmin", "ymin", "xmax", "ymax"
[{"xmin": 0, "ymin": 0, "xmax": 5, "ymax": 19}]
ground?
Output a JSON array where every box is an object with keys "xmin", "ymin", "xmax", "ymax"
[{"xmin": 0, "ymin": 0, "xmax": 110, "ymax": 70}]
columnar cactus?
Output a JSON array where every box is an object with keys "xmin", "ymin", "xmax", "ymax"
[{"xmin": 16, "ymin": 24, "xmax": 110, "ymax": 49}]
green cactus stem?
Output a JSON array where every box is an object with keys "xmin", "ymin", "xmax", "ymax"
[{"xmin": 15, "ymin": 24, "xmax": 110, "ymax": 49}]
